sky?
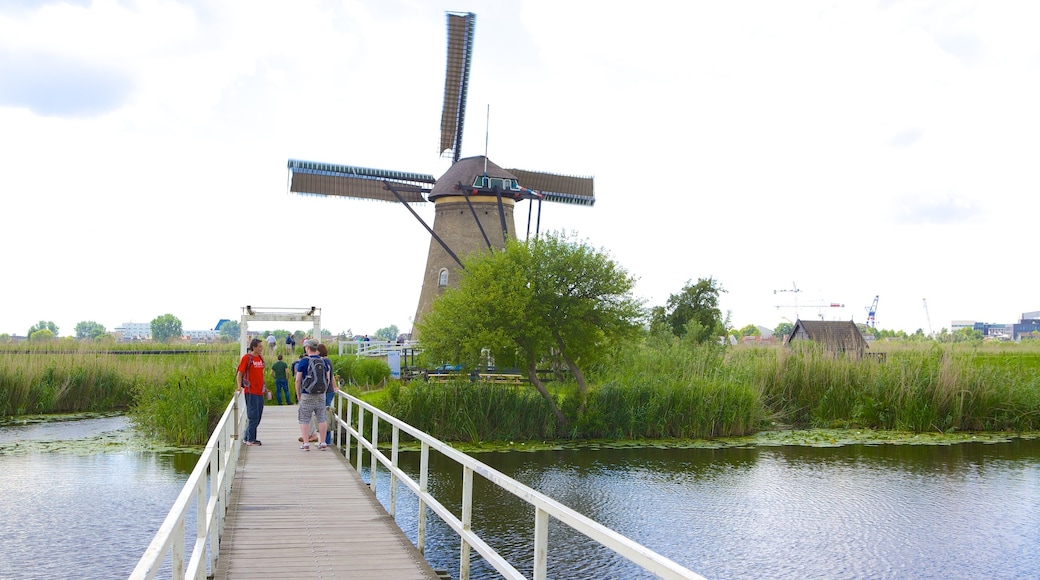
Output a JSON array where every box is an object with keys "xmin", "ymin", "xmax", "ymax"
[{"xmin": 2, "ymin": 0, "xmax": 1038, "ymax": 338}]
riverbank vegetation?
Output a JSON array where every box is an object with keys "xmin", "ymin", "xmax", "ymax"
[
  {"xmin": 381, "ymin": 339, "xmax": 1040, "ymax": 442},
  {"xmin": 0, "ymin": 343, "xmax": 387, "ymax": 445},
  {"xmin": 0, "ymin": 343, "xmax": 238, "ymax": 444},
  {"xmin": 4, "ymin": 338, "xmax": 1040, "ymax": 446}
]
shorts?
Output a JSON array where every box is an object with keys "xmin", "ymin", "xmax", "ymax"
[{"xmin": 297, "ymin": 393, "xmax": 327, "ymax": 424}]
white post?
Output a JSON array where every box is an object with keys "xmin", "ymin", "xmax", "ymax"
[{"xmin": 239, "ymin": 314, "xmax": 249, "ymax": 356}]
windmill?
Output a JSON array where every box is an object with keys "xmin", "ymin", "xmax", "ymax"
[{"xmin": 285, "ymin": 12, "xmax": 595, "ymax": 337}]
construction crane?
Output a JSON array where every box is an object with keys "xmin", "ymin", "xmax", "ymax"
[
  {"xmin": 773, "ymin": 282, "xmax": 802, "ymax": 318},
  {"xmin": 773, "ymin": 282, "xmax": 845, "ymax": 320},
  {"xmin": 923, "ymin": 298, "xmax": 933, "ymax": 336},
  {"xmin": 865, "ymin": 295, "xmax": 879, "ymax": 328}
]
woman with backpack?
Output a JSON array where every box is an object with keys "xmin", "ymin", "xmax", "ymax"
[
  {"xmin": 295, "ymin": 338, "xmax": 338, "ymax": 450},
  {"xmin": 317, "ymin": 343, "xmax": 339, "ymax": 446}
]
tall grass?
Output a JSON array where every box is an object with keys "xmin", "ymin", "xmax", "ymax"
[
  {"xmin": 380, "ymin": 339, "xmax": 1040, "ymax": 442},
  {"xmin": 739, "ymin": 341, "xmax": 1040, "ymax": 431},
  {"xmin": 582, "ymin": 340, "xmax": 763, "ymax": 438},
  {"xmin": 0, "ymin": 342, "xmax": 238, "ymax": 445},
  {"xmin": 383, "ymin": 380, "xmax": 559, "ymax": 441},
  {"xmin": 7, "ymin": 339, "xmax": 1040, "ymax": 445}
]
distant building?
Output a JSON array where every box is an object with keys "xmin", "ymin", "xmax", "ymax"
[
  {"xmin": 1013, "ymin": 311, "xmax": 1040, "ymax": 341},
  {"xmin": 949, "ymin": 311, "xmax": 1040, "ymax": 341},
  {"xmin": 786, "ymin": 319, "xmax": 869, "ymax": 357},
  {"xmin": 115, "ymin": 320, "xmax": 226, "ymax": 342},
  {"xmin": 114, "ymin": 322, "xmax": 151, "ymax": 341},
  {"xmin": 184, "ymin": 329, "xmax": 222, "ymax": 342}
]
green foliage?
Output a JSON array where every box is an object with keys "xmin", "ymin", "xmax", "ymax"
[
  {"xmin": 326, "ymin": 355, "xmax": 355, "ymax": 384},
  {"xmin": 324, "ymin": 354, "xmax": 390, "ymax": 386},
  {"xmin": 150, "ymin": 313, "xmax": 183, "ymax": 343},
  {"xmin": 584, "ymin": 339, "xmax": 763, "ymax": 438},
  {"xmin": 374, "ymin": 325, "xmax": 399, "ymax": 341},
  {"xmin": 219, "ymin": 320, "xmax": 240, "ymax": 340},
  {"xmin": 382, "ymin": 381, "xmax": 559, "ymax": 441},
  {"xmin": 74, "ymin": 320, "xmax": 108, "ymax": 340},
  {"xmin": 127, "ymin": 361, "xmax": 234, "ymax": 445},
  {"xmin": 417, "ymin": 232, "xmax": 644, "ymax": 424},
  {"xmin": 29, "ymin": 329, "xmax": 55, "ymax": 342},
  {"xmin": 735, "ymin": 324, "xmax": 761, "ymax": 340},
  {"xmin": 774, "ymin": 322, "xmax": 793, "ymax": 338},
  {"xmin": 651, "ymin": 277, "xmax": 726, "ymax": 343},
  {"xmin": 0, "ymin": 343, "xmax": 236, "ymax": 418},
  {"xmin": 743, "ymin": 342, "xmax": 1040, "ymax": 431},
  {"xmin": 353, "ymin": 358, "xmax": 391, "ymax": 386},
  {"xmin": 28, "ymin": 320, "xmax": 59, "ymax": 337}
]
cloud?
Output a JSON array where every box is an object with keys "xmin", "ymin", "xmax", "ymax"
[
  {"xmin": 894, "ymin": 193, "xmax": 985, "ymax": 225},
  {"xmin": 1, "ymin": 0, "xmax": 90, "ymax": 13},
  {"xmin": 0, "ymin": 49, "xmax": 133, "ymax": 117},
  {"xmin": 889, "ymin": 127, "xmax": 924, "ymax": 147}
]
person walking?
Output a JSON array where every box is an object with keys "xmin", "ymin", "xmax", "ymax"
[
  {"xmin": 270, "ymin": 354, "xmax": 292, "ymax": 405},
  {"xmin": 236, "ymin": 338, "xmax": 268, "ymax": 446},
  {"xmin": 285, "ymin": 333, "xmax": 296, "ymax": 355},
  {"xmin": 266, "ymin": 333, "xmax": 277, "ymax": 353},
  {"xmin": 317, "ymin": 343, "xmax": 338, "ymax": 445},
  {"xmin": 295, "ymin": 339, "xmax": 338, "ymax": 450}
]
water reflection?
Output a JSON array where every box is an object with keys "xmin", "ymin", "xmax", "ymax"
[
  {"xmin": 0, "ymin": 416, "xmax": 200, "ymax": 579},
  {"xmin": 368, "ymin": 439, "xmax": 1040, "ymax": 580}
]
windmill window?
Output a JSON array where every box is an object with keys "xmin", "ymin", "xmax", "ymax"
[
  {"xmin": 472, "ymin": 176, "xmax": 521, "ymax": 191},
  {"xmin": 438, "ymin": 269, "xmax": 449, "ymax": 287}
]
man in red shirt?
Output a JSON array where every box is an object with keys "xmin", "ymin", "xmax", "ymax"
[{"xmin": 236, "ymin": 338, "xmax": 268, "ymax": 446}]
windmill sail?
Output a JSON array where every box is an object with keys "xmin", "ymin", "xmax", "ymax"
[
  {"xmin": 288, "ymin": 159, "xmax": 434, "ymax": 204},
  {"xmin": 439, "ymin": 12, "xmax": 475, "ymax": 163},
  {"xmin": 506, "ymin": 169, "xmax": 596, "ymax": 206}
]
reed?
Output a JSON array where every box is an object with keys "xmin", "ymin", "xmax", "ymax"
[
  {"xmin": 741, "ymin": 342, "xmax": 1040, "ymax": 431},
  {"xmin": 384, "ymin": 380, "xmax": 559, "ymax": 442},
  {"xmin": 584, "ymin": 340, "xmax": 764, "ymax": 438},
  {"xmin": 0, "ymin": 343, "xmax": 237, "ymax": 444}
]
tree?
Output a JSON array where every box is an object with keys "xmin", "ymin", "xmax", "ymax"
[
  {"xmin": 738, "ymin": 324, "xmax": 760, "ymax": 337},
  {"xmin": 29, "ymin": 328, "xmax": 54, "ymax": 342},
  {"xmin": 150, "ymin": 314, "xmax": 183, "ymax": 343},
  {"xmin": 417, "ymin": 232, "xmax": 644, "ymax": 427},
  {"xmin": 650, "ymin": 277, "xmax": 726, "ymax": 343},
  {"xmin": 219, "ymin": 320, "xmax": 240, "ymax": 341},
  {"xmin": 75, "ymin": 320, "xmax": 108, "ymax": 340},
  {"xmin": 28, "ymin": 320, "xmax": 59, "ymax": 338},
  {"xmin": 774, "ymin": 321, "xmax": 794, "ymax": 338},
  {"xmin": 374, "ymin": 325, "xmax": 399, "ymax": 341}
]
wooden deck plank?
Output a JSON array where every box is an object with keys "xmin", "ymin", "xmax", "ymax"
[{"xmin": 212, "ymin": 405, "xmax": 442, "ymax": 580}]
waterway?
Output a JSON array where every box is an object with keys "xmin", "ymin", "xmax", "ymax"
[
  {"xmin": 0, "ymin": 415, "xmax": 200, "ymax": 579},
  {"xmin": 1, "ymin": 416, "xmax": 1038, "ymax": 579},
  {"xmin": 366, "ymin": 437, "xmax": 1040, "ymax": 579}
]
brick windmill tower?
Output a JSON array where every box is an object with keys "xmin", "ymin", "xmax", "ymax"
[{"xmin": 286, "ymin": 12, "xmax": 595, "ymax": 336}]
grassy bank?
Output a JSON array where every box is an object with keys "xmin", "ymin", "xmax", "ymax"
[
  {"xmin": 379, "ymin": 340, "xmax": 1040, "ymax": 442},
  {"xmin": 0, "ymin": 343, "xmax": 237, "ymax": 444},
  {"xmin": 5, "ymin": 340, "xmax": 1040, "ymax": 446}
]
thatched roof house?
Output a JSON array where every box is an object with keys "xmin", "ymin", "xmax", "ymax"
[{"xmin": 785, "ymin": 320, "xmax": 869, "ymax": 357}]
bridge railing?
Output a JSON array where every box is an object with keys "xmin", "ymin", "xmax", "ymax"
[
  {"xmin": 331, "ymin": 392, "xmax": 705, "ymax": 580},
  {"xmin": 129, "ymin": 394, "xmax": 245, "ymax": 580}
]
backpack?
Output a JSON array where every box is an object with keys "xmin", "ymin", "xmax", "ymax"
[
  {"xmin": 302, "ymin": 356, "xmax": 329, "ymax": 394},
  {"xmin": 240, "ymin": 355, "xmax": 253, "ymax": 389}
]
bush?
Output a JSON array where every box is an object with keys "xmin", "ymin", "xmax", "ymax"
[{"xmin": 353, "ymin": 358, "xmax": 391, "ymax": 386}]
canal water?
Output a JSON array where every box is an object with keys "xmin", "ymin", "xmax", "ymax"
[
  {"xmin": 1, "ymin": 415, "xmax": 1038, "ymax": 579},
  {"xmin": 0, "ymin": 415, "xmax": 200, "ymax": 580},
  {"xmin": 366, "ymin": 437, "xmax": 1040, "ymax": 580}
]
